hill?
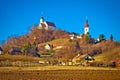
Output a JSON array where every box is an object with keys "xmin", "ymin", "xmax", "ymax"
[
  {"xmin": 1, "ymin": 25, "xmax": 120, "ymax": 67},
  {"xmin": 94, "ymin": 45, "xmax": 120, "ymax": 64}
]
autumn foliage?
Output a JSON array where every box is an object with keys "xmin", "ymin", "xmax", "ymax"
[
  {"xmin": 2, "ymin": 25, "xmax": 120, "ymax": 63},
  {"xmin": 2, "ymin": 25, "xmax": 69, "ymax": 55}
]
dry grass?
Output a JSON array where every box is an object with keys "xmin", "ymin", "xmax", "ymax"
[
  {"xmin": 0, "ymin": 54, "xmax": 44, "ymax": 61},
  {"xmin": 0, "ymin": 67, "xmax": 120, "ymax": 80},
  {"xmin": 46, "ymin": 38, "xmax": 69, "ymax": 45},
  {"xmin": 0, "ymin": 66, "xmax": 119, "ymax": 72},
  {"xmin": 94, "ymin": 46, "xmax": 120, "ymax": 63}
]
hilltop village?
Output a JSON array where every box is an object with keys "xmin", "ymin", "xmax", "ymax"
[{"xmin": 0, "ymin": 16, "xmax": 120, "ymax": 67}]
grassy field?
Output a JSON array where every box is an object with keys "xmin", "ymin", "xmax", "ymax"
[
  {"xmin": 0, "ymin": 54, "xmax": 43, "ymax": 61},
  {"xmin": 0, "ymin": 69, "xmax": 120, "ymax": 80},
  {"xmin": 0, "ymin": 66, "xmax": 120, "ymax": 80}
]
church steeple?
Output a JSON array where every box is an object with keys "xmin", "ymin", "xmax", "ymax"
[
  {"xmin": 40, "ymin": 16, "xmax": 44, "ymax": 23},
  {"xmin": 84, "ymin": 17, "xmax": 89, "ymax": 34},
  {"xmin": 85, "ymin": 18, "xmax": 89, "ymax": 27}
]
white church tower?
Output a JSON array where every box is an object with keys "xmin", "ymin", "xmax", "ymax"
[
  {"xmin": 84, "ymin": 18, "xmax": 89, "ymax": 34},
  {"xmin": 40, "ymin": 16, "xmax": 44, "ymax": 23}
]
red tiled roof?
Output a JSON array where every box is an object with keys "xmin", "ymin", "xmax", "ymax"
[
  {"xmin": 52, "ymin": 44, "xmax": 62, "ymax": 48},
  {"xmin": 75, "ymin": 54, "xmax": 87, "ymax": 59},
  {"xmin": 46, "ymin": 21, "xmax": 56, "ymax": 27},
  {"xmin": 85, "ymin": 24, "xmax": 89, "ymax": 27}
]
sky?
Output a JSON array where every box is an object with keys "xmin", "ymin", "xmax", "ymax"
[{"xmin": 0, "ymin": 0, "xmax": 120, "ymax": 45}]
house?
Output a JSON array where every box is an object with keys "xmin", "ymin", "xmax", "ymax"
[
  {"xmin": 44, "ymin": 44, "xmax": 53, "ymax": 50},
  {"xmin": 53, "ymin": 44, "xmax": 63, "ymax": 50},
  {"xmin": 85, "ymin": 55, "xmax": 95, "ymax": 62},
  {"xmin": 0, "ymin": 47, "xmax": 3, "ymax": 54},
  {"xmin": 10, "ymin": 47, "xmax": 22, "ymax": 55},
  {"xmin": 76, "ymin": 34, "xmax": 83, "ymax": 39},
  {"xmin": 72, "ymin": 54, "xmax": 94, "ymax": 66},
  {"xmin": 72, "ymin": 54, "xmax": 88, "ymax": 65},
  {"xmin": 91, "ymin": 38, "xmax": 100, "ymax": 44},
  {"xmin": 69, "ymin": 32, "xmax": 83, "ymax": 40},
  {"xmin": 55, "ymin": 46, "xmax": 62, "ymax": 49},
  {"xmin": 69, "ymin": 33, "xmax": 76, "ymax": 40},
  {"xmin": 39, "ymin": 16, "xmax": 56, "ymax": 30}
]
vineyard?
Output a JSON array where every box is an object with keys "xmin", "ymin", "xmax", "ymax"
[{"xmin": 0, "ymin": 69, "xmax": 120, "ymax": 80}]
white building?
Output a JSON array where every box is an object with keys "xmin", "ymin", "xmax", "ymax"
[
  {"xmin": 76, "ymin": 34, "xmax": 83, "ymax": 39},
  {"xmin": 39, "ymin": 16, "xmax": 56, "ymax": 30},
  {"xmin": 44, "ymin": 44, "xmax": 53, "ymax": 50},
  {"xmin": 70, "ymin": 34, "xmax": 76, "ymax": 40}
]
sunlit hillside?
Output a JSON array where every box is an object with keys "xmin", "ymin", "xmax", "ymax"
[{"xmin": 94, "ymin": 46, "xmax": 120, "ymax": 63}]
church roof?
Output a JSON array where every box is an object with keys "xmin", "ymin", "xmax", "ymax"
[{"xmin": 46, "ymin": 21, "xmax": 56, "ymax": 27}]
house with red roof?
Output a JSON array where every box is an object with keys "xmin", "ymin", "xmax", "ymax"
[
  {"xmin": 72, "ymin": 53, "xmax": 94, "ymax": 66},
  {"xmin": 52, "ymin": 44, "xmax": 63, "ymax": 50},
  {"xmin": 39, "ymin": 16, "xmax": 56, "ymax": 30},
  {"xmin": 72, "ymin": 54, "xmax": 87, "ymax": 65}
]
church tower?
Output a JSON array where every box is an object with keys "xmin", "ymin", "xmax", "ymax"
[
  {"xmin": 84, "ymin": 18, "xmax": 89, "ymax": 34},
  {"xmin": 40, "ymin": 16, "xmax": 44, "ymax": 23}
]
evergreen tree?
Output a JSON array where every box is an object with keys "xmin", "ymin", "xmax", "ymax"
[
  {"xmin": 99, "ymin": 34, "xmax": 105, "ymax": 42},
  {"xmin": 76, "ymin": 41, "xmax": 80, "ymax": 50},
  {"xmin": 110, "ymin": 34, "xmax": 113, "ymax": 41},
  {"xmin": 83, "ymin": 34, "xmax": 91, "ymax": 44},
  {"xmin": 21, "ymin": 44, "xmax": 29, "ymax": 55}
]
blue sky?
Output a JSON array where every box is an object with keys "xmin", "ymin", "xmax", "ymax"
[{"xmin": 0, "ymin": 0, "xmax": 120, "ymax": 45}]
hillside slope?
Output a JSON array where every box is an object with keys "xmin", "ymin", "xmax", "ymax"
[{"xmin": 94, "ymin": 46, "xmax": 120, "ymax": 63}]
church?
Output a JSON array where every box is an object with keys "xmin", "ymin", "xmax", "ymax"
[{"xmin": 38, "ymin": 16, "xmax": 56, "ymax": 30}]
